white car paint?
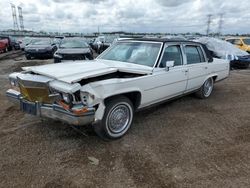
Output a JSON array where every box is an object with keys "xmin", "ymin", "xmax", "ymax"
[
  {"xmin": 8, "ymin": 40, "xmax": 230, "ymax": 125},
  {"xmin": 22, "ymin": 60, "xmax": 152, "ymax": 83}
]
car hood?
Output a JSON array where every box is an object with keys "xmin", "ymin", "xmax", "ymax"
[
  {"xmin": 56, "ymin": 48, "xmax": 90, "ymax": 54},
  {"xmin": 22, "ymin": 59, "xmax": 153, "ymax": 83}
]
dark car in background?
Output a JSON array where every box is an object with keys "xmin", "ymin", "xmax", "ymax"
[
  {"xmin": 53, "ymin": 38, "xmax": 93, "ymax": 63},
  {"xmin": 92, "ymin": 36, "xmax": 117, "ymax": 54},
  {"xmin": 25, "ymin": 38, "xmax": 57, "ymax": 60},
  {"xmin": 9, "ymin": 36, "xmax": 20, "ymax": 50}
]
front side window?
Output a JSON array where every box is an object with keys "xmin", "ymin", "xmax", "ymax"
[
  {"xmin": 159, "ymin": 45, "xmax": 182, "ymax": 67},
  {"xmin": 99, "ymin": 42, "xmax": 161, "ymax": 67},
  {"xmin": 185, "ymin": 46, "xmax": 205, "ymax": 64}
]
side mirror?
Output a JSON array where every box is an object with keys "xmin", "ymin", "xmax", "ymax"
[{"xmin": 165, "ymin": 61, "xmax": 174, "ymax": 71}]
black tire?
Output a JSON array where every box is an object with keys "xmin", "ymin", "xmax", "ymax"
[
  {"xmin": 25, "ymin": 54, "xmax": 31, "ymax": 60},
  {"xmin": 93, "ymin": 96, "xmax": 134, "ymax": 140},
  {"xmin": 195, "ymin": 77, "xmax": 214, "ymax": 99},
  {"xmin": 54, "ymin": 58, "xmax": 61, "ymax": 63},
  {"xmin": 4, "ymin": 46, "xmax": 8, "ymax": 53}
]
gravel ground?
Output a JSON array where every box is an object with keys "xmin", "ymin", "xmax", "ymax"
[{"xmin": 0, "ymin": 51, "xmax": 250, "ymax": 188}]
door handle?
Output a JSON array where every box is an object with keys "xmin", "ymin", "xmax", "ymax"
[{"xmin": 205, "ymin": 66, "xmax": 208, "ymax": 69}]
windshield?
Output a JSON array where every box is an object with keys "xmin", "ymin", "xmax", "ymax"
[
  {"xmin": 243, "ymin": 39, "xmax": 250, "ymax": 45},
  {"xmin": 60, "ymin": 39, "xmax": 88, "ymax": 48},
  {"xmin": 30, "ymin": 38, "xmax": 51, "ymax": 45},
  {"xmin": 99, "ymin": 42, "xmax": 161, "ymax": 67}
]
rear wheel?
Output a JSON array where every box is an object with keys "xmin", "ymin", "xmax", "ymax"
[
  {"xmin": 94, "ymin": 96, "xmax": 134, "ymax": 140},
  {"xmin": 195, "ymin": 77, "xmax": 214, "ymax": 99}
]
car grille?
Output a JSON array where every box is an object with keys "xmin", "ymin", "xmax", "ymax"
[
  {"xmin": 61, "ymin": 54, "xmax": 86, "ymax": 60},
  {"xmin": 18, "ymin": 80, "xmax": 51, "ymax": 103}
]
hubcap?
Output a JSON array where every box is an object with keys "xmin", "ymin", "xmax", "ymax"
[
  {"xmin": 204, "ymin": 79, "xmax": 213, "ymax": 97},
  {"xmin": 107, "ymin": 104, "xmax": 131, "ymax": 134}
]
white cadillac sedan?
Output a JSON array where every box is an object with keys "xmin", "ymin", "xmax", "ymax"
[{"xmin": 6, "ymin": 39, "xmax": 230, "ymax": 140}]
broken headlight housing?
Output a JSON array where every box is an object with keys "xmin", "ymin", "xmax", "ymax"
[
  {"xmin": 80, "ymin": 92, "xmax": 95, "ymax": 106},
  {"xmin": 61, "ymin": 93, "xmax": 71, "ymax": 103},
  {"xmin": 9, "ymin": 73, "xmax": 19, "ymax": 87}
]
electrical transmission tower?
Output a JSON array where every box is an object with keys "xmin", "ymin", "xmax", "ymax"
[
  {"xmin": 206, "ymin": 14, "xmax": 212, "ymax": 36},
  {"xmin": 218, "ymin": 13, "xmax": 224, "ymax": 36},
  {"xmin": 10, "ymin": 3, "xmax": 19, "ymax": 31},
  {"xmin": 18, "ymin": 6, "xmax": 24, "ymax": 31}
]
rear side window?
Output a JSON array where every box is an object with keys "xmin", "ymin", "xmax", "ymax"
[
  {"xmin": 159, "ymin": 45, "xmax": 182, "ymax": 67},
  {"xmin": 185, "ymin": 46, "xmax": 205, "ymax": 64}
]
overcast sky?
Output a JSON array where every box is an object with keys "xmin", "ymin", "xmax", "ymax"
[{"xmin": 0, "ymin": 0, "xmax": 249, "ymax": 34}]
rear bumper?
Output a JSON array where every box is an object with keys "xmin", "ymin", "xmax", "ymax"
[{"xmin": 6, "ymin": 89, "xmax": 95, "ymax": 126}]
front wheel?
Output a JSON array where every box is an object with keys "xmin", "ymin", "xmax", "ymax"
[
  {"xmin": 94, "ymin": 96, "xmax": 134, "ymax": 140},
  {"xmin": 195, "ymin": 77, "xmax": 214, "ymax": 99}
]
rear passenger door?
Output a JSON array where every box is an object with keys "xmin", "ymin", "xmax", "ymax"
[{"xmin": 184, "ymin": 45, "xmax": 208, "ymax": 92}]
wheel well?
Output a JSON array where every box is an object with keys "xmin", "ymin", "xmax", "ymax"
[
  {"xmin": 104, "ymin": 92, "xmax": 141, "ymax": 110},
  {"xmin": 212, "ymin": 76, "xmax": 217, "ymax": 82}
]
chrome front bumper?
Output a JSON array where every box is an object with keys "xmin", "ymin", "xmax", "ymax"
[{"xmin": 6, "ymin": 89, "xmax": 95, "ymax": 126}]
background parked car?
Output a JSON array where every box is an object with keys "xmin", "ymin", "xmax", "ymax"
[
  {"xmin": 0, "ymin": 36, "xmax": 12, "ymax": 51},
  {"xmin": 25, "ymin": 38, "xmax": 57, "ymax": 60},
  {"xmin": 196, "ymin": 37, "xmax": 250, "ymax": 69},
  {"xmin": 98, "ymin": 36, "xmax": 118, "ymax": 54},
  {"xmin": 9, "ymin": 36, "xmax": 20, "ymax": 50},
  {"xmin": 53, "ymin": 37, "xmax": 93, "ymax": 63},
  {"xmin": 92, "ymin": 36, "xmax": 118, "ymax": 54},
  {"xmin": 92, "ymin": 36, "xmax": 104, "ymax": 53},
  {"xmin": 53, "ymin": 37, "xmax": 64, "ymax": 48},
  {"xmin": 0, "ymin": 38, "xmax": 9, "ymax": 52},
  {"xmin": 19, "ymin": 37, "xmax": 32, "ymax": 51},
  {"xmin": 226, "ymin": 37, "xmax": 250, "ymax": 53}
]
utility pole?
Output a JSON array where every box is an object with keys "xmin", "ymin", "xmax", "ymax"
[
  {"xmin": 18, "ymin": 6, "xmax": 24, "ymax": 31},
  {"xmin": 10, "ymin": 3, "xmax": 19, "ymax": 32},
  {"xmin": 206, "ymin": 14, "xmax": 212, "ymax": 36},
  {"xmin": 218, "ymin": 13, "xmax": 224, "ymax": 36}
]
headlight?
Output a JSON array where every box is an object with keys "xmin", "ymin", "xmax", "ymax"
[
  {"xmin": 81, "ymin": 92, "xmax": 95, "ymax": 105},
  {"xmin": 62, "ymin": 93, "xmax": 71, "ymax": 103}
]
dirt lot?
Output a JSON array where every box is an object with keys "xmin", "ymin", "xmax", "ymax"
[{"xmin": 0, "ymin": 51, "xmax": 250, "ymax": 188}]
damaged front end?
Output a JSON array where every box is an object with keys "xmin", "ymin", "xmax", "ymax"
[{"xmin": 6, "ymin": 72, "xmax": 95, "ymax": 126}]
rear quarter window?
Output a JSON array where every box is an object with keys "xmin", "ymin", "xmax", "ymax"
[{"xmin": 185, "ymin": 46, "xmax": 206, "ymax": 64}]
